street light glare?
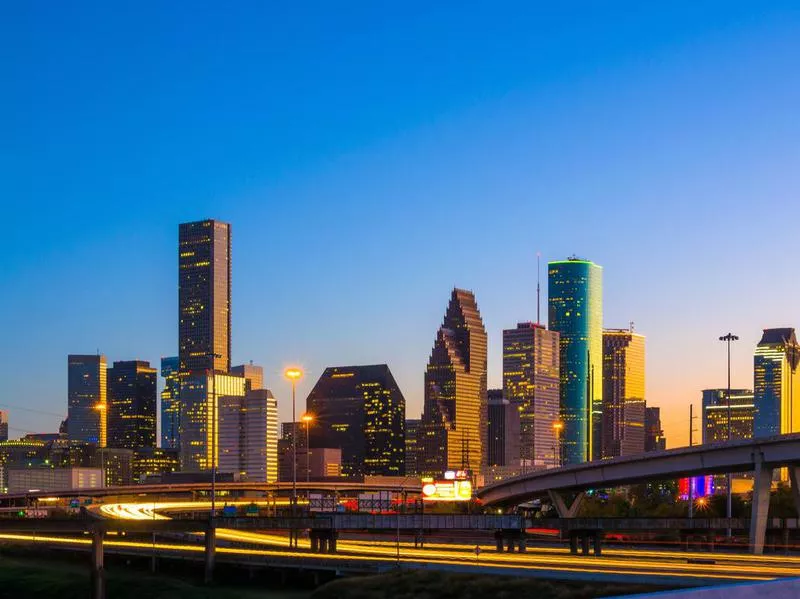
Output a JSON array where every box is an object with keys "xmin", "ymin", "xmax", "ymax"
[
  {"xmin": 285, "ymin": 367, "xmax": 303, "ymax": 380},
  {"xmin": 301, "ymin": 413, "xmax": 314, "ymax": 423}
]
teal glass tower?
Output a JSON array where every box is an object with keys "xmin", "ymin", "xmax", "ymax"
[{"xmin": 548, "ymin": 258, "xmax": 603, "ymax": 464}]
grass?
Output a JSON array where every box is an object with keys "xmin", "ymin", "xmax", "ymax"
[{"xmin": 311, "ymin": 570, "xmax": 670, "ymax": 599}]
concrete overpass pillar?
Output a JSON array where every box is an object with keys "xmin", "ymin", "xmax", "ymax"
[
  {"xmin": 749, "ymin": 452, "xmax": 773, "ymax": 555},
  {"xmin": 569, "ymin": 532, "xmax": 579, "ymax": 555},
  {"xmin": 581, "ymin": 534, "xmax": 590, "ymax": 555},
  {"xmin": 548, "ymin": 490, "xmax": 585, "ymax": 518},
  {"xmin": 789, "ymin": 466, "xmax": 800, "ymax": 520},
  {"xmin": 91, "ymin": 527, "xmax": 105, "ymax": 599},
  {"xmin": 204, "ymin": 526, "xmax": 216, "ymax": 583}
]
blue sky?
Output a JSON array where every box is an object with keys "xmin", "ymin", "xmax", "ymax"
[{"xmin": 2, "ymin": 2, "xmax": 799, "ymax": 445}]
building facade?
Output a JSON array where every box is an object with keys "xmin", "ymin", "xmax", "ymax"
[
  {"xmin": 8, "ymin": 467, "xmax": 103, "ymax": 494},
  {"xmin": 218, "ymin": 388, "xmax": 278, "ymax": 482},
  {"xmin": 420, "ymin": 288, "xmax": 488, "ymax": 476},
  {"xmin": 753, "ymin": 328, "xmax": 800, "ymax": 438},
  {"xmin": 502, "ymin": 322, "xmax": 560, "ymax": 468},
  {"xmin": 0, "ymin": 411, "xmax": 7, "ymax": 442},
  {"xmin": 67, "ymin": 354, "xmax": 107, "ymax": 447},
  {"xmin": 133, "ymin": 447, "xmax": 180, "ymax": 482},
  {"xmin": 160, "ymin": 356, "xmax": 181, "ymax": 450},
  {"xmin": 486, "ymin": 389, "xmax": 521, "ymax": 467},
  {"xmin": 702, "ymin": 389, "xmax": 755, "ymax": 444},
  {"xmin": 601, "ymin": 329, "xmax": 646, "ymax": 458},
  {"xmin": 107, "ymin": 360, "xmax": 157, "ymax": 450},
  {"xmin": 404, "ymin": 418, "xmax": 421, "ymax": 476},
  {"xmin": 644, "ymin": 407, "xmax": 666, "ymax": 452},
  {"xmin": 231, "ymin": 364, "xmax": 264, "ymax": 391},
  {"xmin": 306, "ymin": 364, "xmax": 405, "ymax": 478},
  {"xmin": 548, "ymin": 259, "xmax": 603, "ymax": 464},
  {"xmin": 178, "ymin": 219, "xmax": 231, "ymax": 373}
]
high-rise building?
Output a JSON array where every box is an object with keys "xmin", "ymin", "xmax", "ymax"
[
  {"xmin": 179, "ymin": 372, "xmax": 245, "ymax": 471},
  {"xmin": 67, "ymin": 355, "xmax": 107, "ymax": 447},
  {"xmin": 601, "ymin": 329, "xmax": 646, "ymax": 458},
  {"xmin": 644, "ymin": 407, "xmax": 666, "ymax": 452},
  {"xmin": 548, "ymin": 259, "xmax": 603, "ymax": 464},
  {"xmin": 502, "ymin": 322, "xmax": 560, "ymax": 468},
  {"xmin": 306, "ymin": 364, "xmax": 405, "ymax": 478},
  {"xmin": 218, "ymin": 388, "xmax": 278, "ymax": 482},
  {"xmin": 231, "ymin": 364, "xmax": 264, "ymax": 392},
  {"xmin": 754, "ymin": 328, "xmax": 800, "ymax": 438},
  {"xmin": 0, "ymin": 411, "xmax": 7, "ymax": 442},
  {"xmin": 107, "ymin": 360, "xmax": 157, "ymax": 450},
  {"xmin": 133, "ymin": 447, "xmax": 180, "ymax": 482},
  {"xmin": 160, "ymin": 356, "xmax": 181, "ymax": 450},
  {"xmin": 404, "ymin": 418, "xmax": 421, "ymax": 476},
  {"xmin": 420, "ymin": 288, "xmax": 487, "ymax": 476},
  {"xmin": 486, "ymin": 389, "xmax": 521, "ymax": 467},
  {"xmin": 178, "ymin": 219, "xmax": 231, "ymax": 373},
  {"xmin": 702, "ymin": 389, "xmax": 754, "ymax": 443}
]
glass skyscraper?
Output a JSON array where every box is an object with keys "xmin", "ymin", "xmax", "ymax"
[
  {"xmin": 107, "ymin": 360, "xmax": 157, "ymax": 450},
  {"xmin": 548, "ymin": 258, "xmax": 603, "ymax": 464},
  {"xmin": 160, "ymin": 356, "xmax": 181, "ymax": 450},
  {"xmin": 702, "ymin": 388, "xmax": 754, "ymax": 443},
  {"xmin": 601, "ymin": 329, "xmax": 646, "ymax": 458},
  {"xmin": 753, "ymin": 328, "xmax": 800, "ymax": 438},
  {"xmin": 420, "ymin": 288, "xmax": 487, "ymax": 476},
  {"xmin": 67, "ymin": 354, "xmax": 107, "ymax": 447}
]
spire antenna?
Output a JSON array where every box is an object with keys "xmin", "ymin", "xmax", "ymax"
[{"xmin": 536, "ymin": 251, "xmax": 542, "ymax": 325}]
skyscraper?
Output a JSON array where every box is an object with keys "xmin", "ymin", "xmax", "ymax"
[
  {"xmin": 548, "ymin": 258, "xmax": 603, "ymax": 464},
  {"xmin": 502, "ymin": 322, "xmax": 560, "ymax": 468},
  {"xmin": 306, "ymin": 364, "xmax": 405, "ymax": 478},
  {"xmin": 218, "ymin": 388, "xmax": 278, "ymax": 483},
  {"xmin": 178, "ymin": 219, "xmax": 231, "ymax": 373},
  {"xmin": 67, "ymin": 355, "xmax": 107, "ymax": 446},
  {"xmin": 231, "ymin": 364, "xmax": 264, "ymax": 391},
  {"xmin": 644, "ymin": 407, "xmax": 666, "ymax": 452},
  {"xmin": 486, "ymin": 389, "xmax": 520, "ymax": 467},
  {"xmin": 404, "ymin": 418, "xmax": 421, "ymax": 476},
  {"xmin": 753, "ymin": 328, "xmax": 800, "ymax": 438},
  {"xmin": 420, "ymin": 288, "xmax": 487, "ymax": 476},
  {"xmin": 0, "ymin": 411, "xmax": 7, "ymax": 442},
  {"xmin": 702, "ymin": 389, "xmax": 754, "ymax": 443},
  {"xmin": 160, "ymin": 356, "xmax": 181, "ymax": 450},
  {"xmin": 107, "ymin": 360, "xmax": 157, "ymax": 450},
  {"xmin": 601, "ymin": 329, "xmax": 646, "ymax": 458}
]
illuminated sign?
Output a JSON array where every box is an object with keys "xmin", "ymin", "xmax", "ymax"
[
  {"xmin": 421, "ymin": 479, "xmax": 473, "ymax": 502},
  {"xmin": 678, "ymin": 476, "xmax": 714, "ymax": 499}
]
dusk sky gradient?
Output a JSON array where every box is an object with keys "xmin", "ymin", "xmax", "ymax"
[{"xmin": 3, "ymin": 2, "xmax": 799, "ymax": 446}]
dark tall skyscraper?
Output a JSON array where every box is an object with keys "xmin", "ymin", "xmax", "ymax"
[
  {"xmin": 486, "ymin": 389, "xmax": 520, "ymax": 467},
  {"xmin": 601, "ymin": 329, "xmax": 646, "ymax": 458},
  {"xmin": 503, "ymin": 322, "xmax": 560, "ymax": 468},
  {"xmin": 420, "ymin": 288, "xmax": 487, "ymax": 476},
  {"xmin": 644, "ymin": 407, "xmax": 666, "ymax": 452},
  {"xmin": 548, "ymin": 258, "xmax": 603, "ymax": 464},
  {"xmin": 67, "ymin": 355, "xmax": 107, "ymax": 447},
  {"xmin": 306, "ymin": 365, "xmax": 405, "ymax": 478},
  {"xmin": 0, "ymin": 411, "xmax": 7, "ymax": 442},
  {"xmin": 702, "ymin": 389, "xmax": 754, "ymax": 444},
  {"xmin": 160, "ymin": 356, "xmax": 181, "ymax": 450},
  {"xmin": 107, "ymin": 360, "xmax": 157, "ymax": 450},
  {"xmin": 753, "ymin": 328, "xmax": 800, "ymax": 438},
  {"xmin": 178, "ymin": 219, "xmax": 231, "ymax": 373}
]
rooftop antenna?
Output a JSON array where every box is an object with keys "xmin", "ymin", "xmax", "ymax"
[
  {"xmin": 630, "ymin": 321, "xmax": 635, "ymax": 333},
  {"xmin": 536, "ymin": 251, "xmax": 541, "ymax": 325}
]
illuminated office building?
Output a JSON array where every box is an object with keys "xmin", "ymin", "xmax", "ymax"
[
  {"xmin": 132, "ymin": 447, "xmax": 180, "ymax": 482},
  {"xmin": 306, "ymin": 365, "xmax": 405, "ymax": 478},
  {"xmin": 548, "ymin": 259, "xmax": 603, "ymax": 464},
  {"xmin": 107, "ymin": 360, "xmax": 157, "ymax": 450},
  {"xmin": 754, "ymin": 328, "xmax": 800, "ymax": 438},
  {"xmin": 179, "ymin": 372, "xmax": 245, "ymax": 471},
  {"xmin": 219, "ymin": 388, "xmax": 278, "ymax": 482},
  {"xmin": 404, "ymin": 418, "xmax": 421, "ymax": 476},
  {"xmin": 67, "ymin": 354, "xmax": 107, "ymax": 447},
  {"xmin": 420, "ymin": 289, "xmax": 487, "ymax": 476},
  {"xmin": 644, "ymin": 407, "xmax": 666, "ymax": 452},
  {"xmin": 160, "ymin": 356, "xmax": 181, "ymax": 450},
  {"xmin": 178, "ymin": 219, "xmax": 231, "ymax": 373},
  {"xmin": 0, "ymin": 411, "xmax": 7, "ymax": 442},
  {"xmin": 231, "ymin": 364, "xmax": 264, "ymax": 391},
  {"xmin": 486, "ymin": 389, "xmax": 520, "ymax": 467},
  {"xmin": 502, "ymin": 322, "xmax": 560, "ymax": 468},
  {"xmin": 702, "ymin": 389, "xmax": 755, "ymax": 444},
  {"xmin": 601, "ymin": 329, "xmax": 646, "ymax": 458}
]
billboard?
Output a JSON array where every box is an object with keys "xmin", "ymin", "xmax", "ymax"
[
  {"xmin": 421, "ymin": 478, "xmax": 473, "ymax": 502},
  {"xmin": 678, "ymin": 475, "xmax": 714, "ymax": 500}
]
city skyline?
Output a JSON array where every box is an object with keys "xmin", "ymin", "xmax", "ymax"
[{"xmin": 4, "ymin": 4, "xmax": 800, "ymax": 449}]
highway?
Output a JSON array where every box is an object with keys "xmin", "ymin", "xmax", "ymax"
[{"xmin": 1, "ymin": 500, "xmax": 788, "ymax": 585}]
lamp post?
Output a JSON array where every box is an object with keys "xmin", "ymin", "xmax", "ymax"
[
  {"xmin": 285, "ymin": 367, "xmax": 303, "ymax": 548},
  {"xmin": 718, "ymin": 333, "xmax": 738, "ymax": 539},
  {"xmin": 552, "ymin": 421, "xmax": 564, "ymax": 468},
  {"xmin": 206, "ymin": 352, "xmax": 222, "ymax": 521},
  {"xmin": 301, "ymin": 413, "xmax": 314, "ymax": 484}
]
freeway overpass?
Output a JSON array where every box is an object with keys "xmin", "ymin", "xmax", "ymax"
[{"xmin": 477, "ymin": 433, "xmax": 800, "ymax": 554}]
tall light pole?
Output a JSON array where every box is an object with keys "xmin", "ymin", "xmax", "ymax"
[
  {"xmin": 552, "ymin": 421, "xmax": 564, "ymax": 468},
  {"xmin": 719, "ymin": 333, "xmax": 738, "ymax": 539},
  {"xmin": 301, "ymin": 413, "xmax": 314, "ymax": 484},
  {"xmin": 206, "ymin": 352, "xmax": 222, "ymax": 521},
  {"xmin": 285, "ymin": 367, "xmax": 303, "ymax": 548}
]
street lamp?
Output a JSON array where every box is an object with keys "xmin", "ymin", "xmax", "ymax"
[
  {"xmin": 285, "ymin": 367, "xmax": 303, "ymax": 548},
  {"xmin": 718, "ymin": 333, "xmax": 738, "ymax": 539},
  {"xmin": 206, "ymin": 352, "xmax": 222, "ymax": 521},
  {"xmin": 301, "ymin": 413, "xmax": 314, "ymax": 484},
  {"xmin": 552, "ymin": 421, "xmax": 564, "ymax": 468}
]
